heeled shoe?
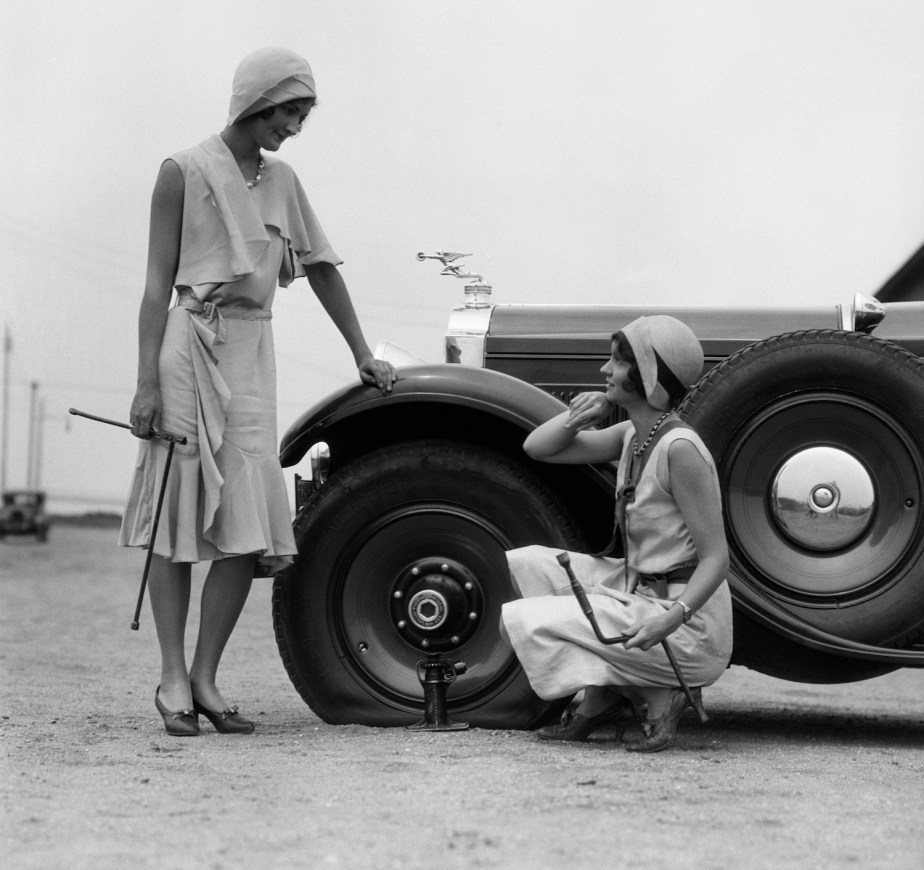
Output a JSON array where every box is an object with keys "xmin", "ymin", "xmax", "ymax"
[
  {"xmin": 154, "ymin": 686, "xmax": 200, "ymax": 737},
  {"xmin": 193, "ymin": 698, "xmax": 255, "ymax": 734},
  {"xmin": 624, "ymin": 687, "xmax": 705, "ymax": 753},
  {"xmin": 537, "ymin": 699, "xmax": 635, "ymax": 742}
]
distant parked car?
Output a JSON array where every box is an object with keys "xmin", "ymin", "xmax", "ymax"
[{"xmin": 0, "ymin": 491, "xmax": 49, "ymax": 542}]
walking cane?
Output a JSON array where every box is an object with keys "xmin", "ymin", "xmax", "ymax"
[
  {"xmin": 68, "ymin": 408, "xmax": 188, "ymax": 630},
  {"xmin": 556, "ymin": 552, "xmax": 707, "ymax": 723}
]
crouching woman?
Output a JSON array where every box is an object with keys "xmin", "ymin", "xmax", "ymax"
[{"xmin": 500, "ymin": 315, "xmax": 732, "ymax": 752}]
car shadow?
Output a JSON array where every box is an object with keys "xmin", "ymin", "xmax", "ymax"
[{"xmin": 688, "ymin": 704, "xmax": 923, "ymax": 749}]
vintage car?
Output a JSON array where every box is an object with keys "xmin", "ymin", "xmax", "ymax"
[
  {"xmin": 272, "ymin": 245, "xmax": 924, "ymax": 729},
  {"xmin": 0, "ymin": 490, "xmax": 49, "ymax": 542}
]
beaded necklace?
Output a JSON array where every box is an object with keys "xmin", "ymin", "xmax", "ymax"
[
  {"xmin": 631, "ymin": 409, "xmax": 672, "ymax": 457},
  {"xmin": 245, "ymin": 158, "xmax": 265, "ymax": 189},
  {"xmin": 621, "ymin": 410, "xmax": 674, "ymax": 505}
]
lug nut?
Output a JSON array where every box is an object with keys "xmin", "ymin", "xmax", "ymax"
[{"xmin": 393, "ymin": 590, "xmax": 403, "ymax": 599}]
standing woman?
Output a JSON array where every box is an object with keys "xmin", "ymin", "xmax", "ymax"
[
  {"xmin": 120, "ymin": 47, "xmax": 396, "ymax": 736},
  {"xmin": 500, "ymin": 315, "xmax": 732, "ymax": 752}
]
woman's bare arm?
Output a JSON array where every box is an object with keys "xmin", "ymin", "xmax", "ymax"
[
  {"xmin": 523, "ymin": 393, "xmax": 628, "ymax": 465},
  {"xmin": 305, "ymin": 261, "xmax": 397, "ymax": 394},
  {"xmin": 129, "ymin": 160, "xmax": 184, "ymax": 438}
]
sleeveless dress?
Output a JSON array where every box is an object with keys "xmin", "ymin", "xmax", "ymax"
[
  {"xmin": 500, "ymin": 427, "xmax": 733, "ymax": 700},
  {"xmin": 119, "ymin": 133, "xmax": 340, "ymax": 573}
]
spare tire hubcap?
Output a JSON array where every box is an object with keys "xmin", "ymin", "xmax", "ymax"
[{"xmin": 771, "ymin": 446, "xmax": 875, "ymax": 551}]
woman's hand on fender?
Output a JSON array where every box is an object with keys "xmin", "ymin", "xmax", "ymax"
[
  {"xmin": 563, "ymin": 391, "xmax": 612, "ymax": 432},
  {"xmin": 623, "ymin": 606, "xmax": 684, "ymax": 651},
  {"xmin": 359, "ymin": 357, "xmax": 398, "ymax": 394},
  {"xmin": 129, "ymin": 386, "xmax": 161, "ymax": 439}
]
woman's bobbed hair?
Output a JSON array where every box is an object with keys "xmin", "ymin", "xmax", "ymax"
[{"xmin": 612, "ymin": 331, "xmax": 646, "ymax": 397}]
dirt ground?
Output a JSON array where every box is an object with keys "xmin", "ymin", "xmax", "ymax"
[{"xmin": 1, "ymin": 525, "xmax": 922, "ymax": 870}]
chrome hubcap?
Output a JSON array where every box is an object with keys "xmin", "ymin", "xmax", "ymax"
[{"xmin": 771, "ymin": 447, "xmax": 875, "ymax": 551}]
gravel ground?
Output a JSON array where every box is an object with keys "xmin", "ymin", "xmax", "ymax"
[{"xmin": 2, "ymin": 525, "xmax": 923, "ymax": 870}]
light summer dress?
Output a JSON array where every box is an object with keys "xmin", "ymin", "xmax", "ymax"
[
  {"xmin": 500, "ymin": 425, "xmax": 734, "ymax": 700},
  {"xmin": 119, "ymin": 134, "xmax": 340, "ymax": 572}
]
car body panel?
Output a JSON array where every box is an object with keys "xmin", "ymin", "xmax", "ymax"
[{"xmin": 482, "ymin": 303, "xmax": 848, "ymax": 400}]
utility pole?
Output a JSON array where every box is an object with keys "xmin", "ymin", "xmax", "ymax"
[
  {"xmin": 35, "ymin": 397, "xmax": 45, "ymax": 491},
  {"xmin": 27, "ymin": 381, "xmax": 38, "ymax": 489},
  {"xmin": 1, "ymin": 326, "xmax": 10, "ymax": 492}
]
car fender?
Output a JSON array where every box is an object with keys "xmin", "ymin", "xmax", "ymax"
[
  {"xmin": 280, "ymin": 363, "xmax": 576, "ymax": 467},
  {"xmin": 734, "ymin": 582, "xmax": 924, "ymax": 666}
]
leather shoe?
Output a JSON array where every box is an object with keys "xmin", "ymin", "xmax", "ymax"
[
  {"xmin": 537, "ymin": 699, "xmax": 634, "ymax": 742},
  {"xmin": 155, "ymin": 686, "xmax": 200, "ymax": 737},
  {"xmin": 624, "ymin": 687, "xmax": 705, "ymax": 753},
  {"xmin": 193, "ymin": 698, "xmax": 255, "ymax": 734}
]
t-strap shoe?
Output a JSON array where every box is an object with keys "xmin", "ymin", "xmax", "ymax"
[
  {"xmin": 537, "ymin": 698, "xmax": 635, "ymax": 742},
  {"xmin": 624, "ymin": 687, "xmax": 705, "ymax": 753}
]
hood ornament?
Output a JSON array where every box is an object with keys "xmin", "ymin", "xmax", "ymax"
[{"xmin": 417, "ymin": 250, "xmax": 493, "ymax": 308}]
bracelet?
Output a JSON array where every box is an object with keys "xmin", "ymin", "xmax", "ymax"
[{"xmin": 673, "ymin": 600, "xmax": 693, "ymax": 624}]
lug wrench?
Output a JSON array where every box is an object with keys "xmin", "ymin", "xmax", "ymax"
[
  {"xmin": 69, "ymin": 408, "xmax": 187, "ymax": 630},
  {"xmin": 556, "ymin": 552, "xmax": 707, "ymax": 722}
]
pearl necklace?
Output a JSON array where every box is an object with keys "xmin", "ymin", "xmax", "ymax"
[
  {"xmin": 245, "ymin": 158, "xmax": 265, "ymax": 189},
  {"xmin": 632, "ymin": 410, "xmax": 672, "ymax": 457}
]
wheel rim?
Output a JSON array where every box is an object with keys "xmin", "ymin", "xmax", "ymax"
[
  {"xmin": 330, "ymin": 502, "xmax": 521, "ymax": 708},
  {"xmin": 724, "ymin": 392, "xmax": 923, "ymax": 602}
]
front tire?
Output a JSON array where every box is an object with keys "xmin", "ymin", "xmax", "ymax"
[{"xmin": 273, "ymin": 439, "xmax": 584, "ymax": 728}]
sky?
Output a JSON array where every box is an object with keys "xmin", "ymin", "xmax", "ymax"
[{"xmin": 2, "ymin": 0, "xmax": 924, "ymax": 511}]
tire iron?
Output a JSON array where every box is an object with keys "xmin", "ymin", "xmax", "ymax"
[{"xmin": 557, "ymin": 551, "xmax": 707, "ymax": 723}]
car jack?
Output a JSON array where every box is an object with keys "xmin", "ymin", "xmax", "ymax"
[{"xmin": 406, "ymin": 653, "xmax": 469, "ymax": 731}]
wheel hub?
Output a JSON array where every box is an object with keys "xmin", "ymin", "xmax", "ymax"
[
  {"xmin": 390, "ymin": 557, "xmax": 484, "ymax": 652},
  {"xmin": 771, "ymin": 446, "xmax": 875, "ymax": 551},
  {"xmin": 407, "ymin": 588, "xmax": 449, "ymax": 630}
]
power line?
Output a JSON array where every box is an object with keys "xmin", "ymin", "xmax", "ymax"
[
  {"xmin": 32, "ymin": 379, "xmax": 133, "ymax": 396},
  {"xmin": 5, "ymin": 378, "xmax": 132, "ymax": 398}
]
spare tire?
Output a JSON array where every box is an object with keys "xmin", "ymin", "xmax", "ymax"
[{"xmin": 680, "ymin": 330, "xmax": 924, "ymax": 678}]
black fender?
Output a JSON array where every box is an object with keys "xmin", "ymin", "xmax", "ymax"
[
  {"xmin": 733, "ymin": 581, "xmax": 924, "ymax": 667},
  {"xmin": 280, "ymin": 363, "xmax": 567, "ymax": 465},
  {"xmin": 279, "ymin": 363, "xmax": 618, "ymax": 551}
]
